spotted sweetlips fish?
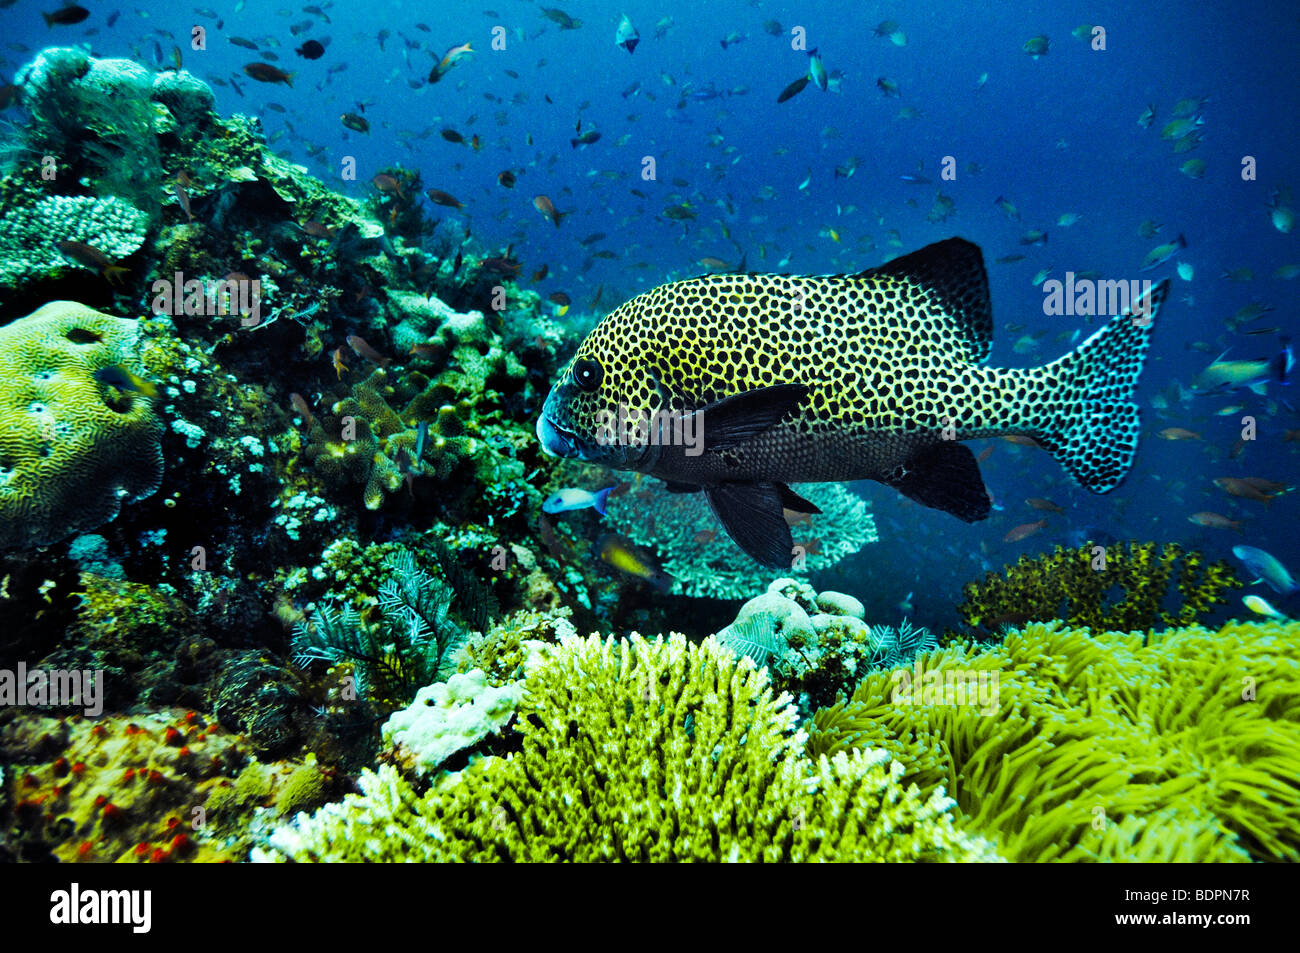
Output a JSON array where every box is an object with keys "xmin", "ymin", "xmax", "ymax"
[{"xmin": 537, "ymin": 238, "xmax": 1168, "ymax": 567}]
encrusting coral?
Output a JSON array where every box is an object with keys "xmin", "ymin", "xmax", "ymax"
[
  {"xmin": 808, "ymin": 618, "xmax": 1300, "ymax": 862},
  {"xmin": 261, "ymin": 633, "xmax": 999, "ymax": 862},
  {"xmin": 0, "ymin": 301, "xmax": 163, "ymax": 548},
  {"xmin": 955, "ymin": 541, "xmax": 1241, "ymax": 634}
]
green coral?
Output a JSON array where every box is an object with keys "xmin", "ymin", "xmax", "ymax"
[
  {"xmin": 809, "ymin": 619, "xmax": 1300, "ymax": 862},
  {"xmin": 0, "ymin": 301, "xmax": 163, "ymax": 549},
  {"xmin": 956, "ymin": 541, "xmax": 1241, "ymax": 634},
  {"xmin": 603, "ymin": 482, "xmax": 877, "ymax": 599},
  {"xmin": 265, "ymin": 633, "xmax": 998, "ymax": 862},
  {"xmin": 713, "ymin": 577, "xmax": 936, "ymax": 712}
]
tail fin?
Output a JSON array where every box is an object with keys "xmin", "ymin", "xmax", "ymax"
[{"xmin": 1035, "ymin": 280, "xmax": 1169, "ymax": 493}]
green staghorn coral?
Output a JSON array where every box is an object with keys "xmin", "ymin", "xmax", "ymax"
[
  {"xmin": 602, "ymin": 481, "xmax": 877, "ymax": 599},
  {"xmin": 955, "ymin": 541, "xmax": 1241, "ymax": 635},
  {"xmin": 263, "ymin": 633, "xmax": 999, "ymax": 862},
  {"xmin": 808, "ymin": 619, "xmax": 1300, "ymax": 862}
]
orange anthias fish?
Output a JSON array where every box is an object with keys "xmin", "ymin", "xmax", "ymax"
[
  {"xmin": 346, "ymin": 334, "xmax": 392, "ymax": 366},
  {"xmin": 1158, "ymin": 427, "xmax": 1201, "ymax": 441},
  {"xmin": 173, "ymin": 172, "xmax": 193, "ymax": 221},
  {"xmin": 372, "ymin": 173, "xmax": 405, "ymax": 201},
  {"xmin": 331, "ymin": 347, "xmax": 349, "ymax": 380},
  {"xmin": 425, "ymin": 189, "xmax": 465, "ymax": 209},
  {"xmin": 1003, "ymin": 519, "xmax": 1047, "ymax": 542},
  {"xmin": 1188, "ymin": 511, "xmax": 1243, "ymax": 532},
  {"xmin": 1025, "ymin": 497, "xmax": 1064, "ymax": 513},
  {"xmin": 243, "ymin": 62, "xmax": 295, "ymax": 86},
  {"xmin": 57, "ymin": 241, "xmax": 129, "ymax": 284},
  {"xmin": 289, "ymin": 392, "xmax": 316, "ymax": 428},
  {"xmin": 1213, "ymin": 477, "xmax": 1276, "ymax": 504},
  {"xmin": 533, "ymin": 194, "xmax": 564, "ymax": 227}
]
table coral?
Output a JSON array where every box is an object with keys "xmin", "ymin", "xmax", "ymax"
[
  {"xmin": 0, "ymin": 195, "xmax": 150, "ymax": 293},
  {"xmin": 0, "ymin": 301, "xmax": 163, "ymax": 549},
  {"xmin": 808, "ymin": 619, "xmax": 1300, "ymax": 862},
  {"xmin": 602, "ymin": 481, "xmax": 877, "ymax": 599},
  {"xmin": 263, "ymin": 633, "xmax": 999, "ymax": 862}
]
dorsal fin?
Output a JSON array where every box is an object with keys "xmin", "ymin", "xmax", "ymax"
[{"xmin": 856, "ymin": 237, "xmax": 993, "ymax": 364}]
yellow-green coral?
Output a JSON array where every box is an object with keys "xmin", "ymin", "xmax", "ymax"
[
  {"xmin": 265, "ymin": 634, "xmax": 999, "ymax": 862},
  {"xmin": 956, "ymin": 541, "xmax": 1241, "ymax": 633},
  {"xmin": 809, "ymin": 619, "xmax": 1300, "ymax": 862},
  {"xmin": 0, "ymin": 301, "xmax": 163, "ymax": 548}
]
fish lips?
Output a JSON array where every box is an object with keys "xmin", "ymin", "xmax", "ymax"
[{"xmin": 536, "ymin": 413, "xmax": 647, "ymax": 468}]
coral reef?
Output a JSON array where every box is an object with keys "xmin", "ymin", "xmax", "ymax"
[
  {"xmin": 291, "ymin": 548, "xmax": 467, "ymax": 713},
  {"xmin": 713, "ymin": 577, "xmax": 937, "ymax": 712},
  {"xmin": 261, "ymin": 634, "xmax": 999, "ymax": 862},
  {"xmin": 381, "ymin": 669, "xmax": 524, "ymax": 777},
  {"xmin": 0, "ymin": 196, "xmax": 150, "ymax": 291},
  {"xmin": 602, "ymin": 481, "xmax": 877, "ymax": 599},
  {"xmin": 0, "ymin": 301, "xmax": 163, "ymax": 548},
  {"xmin": 0, "ymin": 708, "xmax": 325, "ymax": 863},
  {"xmin": 808, "ymin": 619, "xmax": 1300, "ymax": 862},
  {"xmin": 956, "ymin": 541, "xmax": 1242, "ymax": 635}
]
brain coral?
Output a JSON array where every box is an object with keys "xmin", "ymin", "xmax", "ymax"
[{"xmin": 0, "ymin": 301, "xmax": 163, "ymax": 549}]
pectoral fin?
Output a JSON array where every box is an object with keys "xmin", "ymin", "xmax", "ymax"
[
  {"xmin": 687, "ymin": 383, "xmax": 808, "ymax": 451},
  {"xmin": 705, "ymin": 482, "xmax": 796, "ymax": 568}
]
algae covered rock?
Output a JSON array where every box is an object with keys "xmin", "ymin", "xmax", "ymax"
[{"xmin": 0, "ymin": 302, "xmax": 163, "ymax": 549}]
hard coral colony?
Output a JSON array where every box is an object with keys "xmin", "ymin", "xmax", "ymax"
[{"xmin": 0, "ymin": 0, "xmax": 1295, "ymax": 883}]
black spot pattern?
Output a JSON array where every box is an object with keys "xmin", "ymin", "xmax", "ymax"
[{"xmin": 548, "ymin": 240, "xmax": 1166, "ymax": 495}]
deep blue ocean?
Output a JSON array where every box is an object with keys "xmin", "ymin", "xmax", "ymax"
[{"xmin": 2, "ymin": 0, "xmax": 1296, "ymax": 630}]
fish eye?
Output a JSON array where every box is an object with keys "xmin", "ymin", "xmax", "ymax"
[{"xmin": 572, "ymin": 357, "xmax": 603, "ymax": 392}]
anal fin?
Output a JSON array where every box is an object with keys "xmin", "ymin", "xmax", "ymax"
[
  {"xmin": 776, "ymin": 482, "xmax": 822, "ymax": 515},
  {"xmin": 890, "ymin": 442, "xmax": 991, "ymax": 523}
]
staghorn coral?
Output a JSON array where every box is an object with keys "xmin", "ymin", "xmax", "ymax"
[
  {"xmin": 808, "ymin": 619, "xmax": 1300, "ymax": 862},
  {"xmin": 0, "ymin": 301, "xmax": 163, "ymax": 549},
  {"xmin": 262, "ymin": 633, "xmax": 999, "ymax": 862},
  {"xmin": 602, "ymin": 481, "xmax": 877, "ymax": 599},
  {"xmin": 956, "ymin": 541, "xmax": 1241, "ymax": 635}
]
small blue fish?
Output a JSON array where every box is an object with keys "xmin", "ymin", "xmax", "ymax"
[
  {"xmin": 94, "ymin": 365, "xmax": 158, "ymax": 399},
  {"xmin": 543, "ymin": 486, "xmax": 615, "ymax": 516}
]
